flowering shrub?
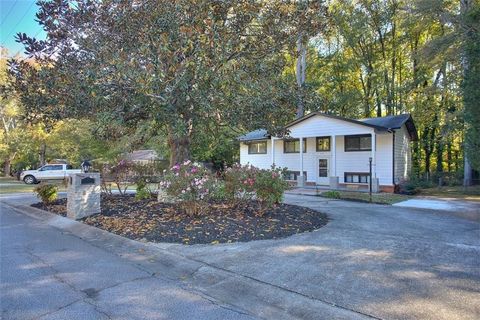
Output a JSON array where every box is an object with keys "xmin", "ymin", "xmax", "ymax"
[
  {"xmin": 224, "ymin": 164, "xmax": 289, "ymax": 213},
  {"xmin": 224, "ymin": 164, "xmax": 258, "ymax": 204},
  {"xmin": 254, "ymin": 166, "xmax": 289, "ymax": 214},
  {"xmin": 159, "ymin": 161, "xmax": 217, "ymax": 216}
]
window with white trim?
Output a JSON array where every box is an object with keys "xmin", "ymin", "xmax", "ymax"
[
  {"xmin": 316, "ymin": 136, "xmax": 330, "ymax": 151},
  {"xmin": 284, "ymin": 138, "xmax": 307, "ymax": 153},
  {"xmin": 344, "ymin": 134, "xmax": 372, "ymax": 151},
  {"xmin": 248, "ymin": 141, "xmax": 267, "ymax": 154}
]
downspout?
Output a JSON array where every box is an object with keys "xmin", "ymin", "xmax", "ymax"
[{"xmin": 392, "ymin": 131, "xmax": 396, "ymax": 186}]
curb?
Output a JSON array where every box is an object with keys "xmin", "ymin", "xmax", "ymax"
[{"xmin": 2, "ymin": 201, "xmax": 376, "ymax": 320}]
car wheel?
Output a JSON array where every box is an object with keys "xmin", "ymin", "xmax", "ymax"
[{"xmin": 23, "ymin": 175, "xmax": 37, "ymax": 185}]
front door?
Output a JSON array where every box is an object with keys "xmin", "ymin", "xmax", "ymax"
[{"xmin": 316, "ymin": 158, "xmax": 329, "ymax": 185}]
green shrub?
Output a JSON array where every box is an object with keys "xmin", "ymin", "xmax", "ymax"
[
  {"xmin": 252, "ymin": 166, "xmax": 289, "ymax": 214},
  {"xmin": 135, "ymin": 178, "xmax": 152, "ymax": 200},
  {"xmin": 396, "ymin": 180, "xmax": 422, "ymax": 195},
  {"xmin": 323, "ymin": 190, "xmax": 340, "ymax": 199},
  {"xmin": 34, "ymin": 184, "xmax": 58, "ymax": 204}
]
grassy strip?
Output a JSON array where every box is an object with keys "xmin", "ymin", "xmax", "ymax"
[
  {"xmin": 0, "ymin": 177, "xmax": 66, "ymax": 194},
  {"xmin": 418, "ymin": 185, "xmax": 480, "ymax": 202},
  {"xmin": 320, "ymin": 190, "xmax": 410, "ymax": 205}
]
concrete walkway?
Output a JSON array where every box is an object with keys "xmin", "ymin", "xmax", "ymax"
[
  {"xmin": 1, "ymin": 194, "xmax": 479, "ymax": 320},
  {"xmin": 393, "ymin": 198, "xmax": 479, "ymax": 219}
]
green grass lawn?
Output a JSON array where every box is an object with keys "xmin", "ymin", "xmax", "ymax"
[
  {"xmin": 417, "ymin": 185, "xmax": 480, "ymax": 202},
  {"xmin": 320, "ymin": 190, "xmax": 411, "ymax": 205},
  {"xmin": 319, "ymin": 185, "xmax": 480, "ymax": 204},
  {"xmin": 0, "ymin": 177, "xmax": 158, "ymax": 195},
  {"xmin": 0, "ymin": 177, "xmax": 66, "ymax": 194}
]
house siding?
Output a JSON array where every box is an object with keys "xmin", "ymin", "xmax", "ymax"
[
  {"xmin": 288, "ymin": 115, "xmax": 375, "ymax": 137},
  {"xmin": 240, "ymin": 141, "xmax": 272, "ymax": 170},
  {"xmin": 240, "ymin": 114, "xmax": 400, "ymax": 188},
  {"xmin": 394, "ymin": 125, "xmax": 412, "ymax": 183}
]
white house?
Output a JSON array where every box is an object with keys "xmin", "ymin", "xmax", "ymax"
[{"xmin": 238, "ymin": 113, "xmax": 417, "ymax": 193}]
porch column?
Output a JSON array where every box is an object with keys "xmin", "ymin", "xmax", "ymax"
[
  {"xmin": 329, "ymin": 135, "xmax": 339, "ymax": 189},
  {"xmin": 331, "ymin": 135, "xmax": 336, "ymax": 176},
  {"xmin": 299, "ymin": 137, "xmax": 304, "ymax": 187},
  {"xmin": 271, "ymin": 137, "xmax": 275, "ymax": 166},
  {"xmin": 371, "ymin": 132, "xmax": 376, "ymax": 177},
  {"xmin": 371, "ymin": 132, "xmax": 379, "ymax": 192}
]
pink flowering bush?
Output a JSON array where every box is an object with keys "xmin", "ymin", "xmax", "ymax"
[
  {"xmin": 159, "ymin": 161, "xmax": 217, "ymax": 216},
  {"xmin": 224, "ymin": 164, "xmax": 289, "ymax": 213},
  {"xmin": 254, "ymin": 166, "xmax": 289, "ymax": 214},
  {"xmin": 224, "ymin": 164, "xmax": 258, "ymax": 205}
]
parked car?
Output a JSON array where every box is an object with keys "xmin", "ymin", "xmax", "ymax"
[{"xmin": 20, "ymin": 164, "xmax": 82, "ymax": 184}]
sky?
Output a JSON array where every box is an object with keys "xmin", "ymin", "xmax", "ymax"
[{"xmin": 1, "ymin": 0, "xmax": 47, "ymax": 56}]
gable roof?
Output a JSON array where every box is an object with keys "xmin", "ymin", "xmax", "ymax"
[
  {"xmin": 238, "ymin": 113, "xmax": 418, "ymax": 142},
  {"xmin": 285, "ymin": 112, "xmax": 388, "ymax": 131},
  {"xmin": 237, "ymin": 129, "xmax": 270, "ymax": 142},
  {"xmin": 360, "ymin": 114, "xmax": 418, "ymax": 140},
  {"xmin": 124, "ymin": 149, "xmax": 162, "ymax": 161}
]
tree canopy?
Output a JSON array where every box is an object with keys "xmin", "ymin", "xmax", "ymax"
[{"xmin": 4, "ymin": 0, "xmax": 480, "ymax": 183}]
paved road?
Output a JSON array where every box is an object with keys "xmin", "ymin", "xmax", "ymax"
[
  {"xmin": 1, "ymin": 193, "xmax": 479, "ymax": 320},
  {"xmin": 0, "ymin": 198, "xmax": 255, "ymax": 320}
]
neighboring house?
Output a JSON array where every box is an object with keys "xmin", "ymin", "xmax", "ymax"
[
  {"xmin": 238, "ymin": 113, "xmax": 417, "ymax": 193},
  {"xmin": 124, "ymin": 150, "xmax": 163, "ymax": 164}
]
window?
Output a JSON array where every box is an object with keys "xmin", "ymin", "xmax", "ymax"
[
  {"xmin": 248, "ymin": 141, "xmax": 267, "ymax": 154},
  {"xmin": 316, "ymin": 136, "xmax": 330, "ymax": 151},
  {"xmin": 284, "ymin": 138, "xmax": 307, "ymax": 153},
  {"xmin": 284, "ymin": 171, "xmax": 307, "ymax": 181},
  {"xmin": 41, "ymin": 165, "xmax": 63, "ymax": 171},
  {"xmin": 344, "ymin": 172, "xmax": 370, "ymax": 184},
  {"xmin": 344, "ymin": 134, "xmax": 372, "ymax": 151}
]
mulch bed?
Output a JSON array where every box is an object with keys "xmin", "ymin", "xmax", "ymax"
[{"xmin": 32, "ymin": 195, "xmax": 328, "ymax": 245}]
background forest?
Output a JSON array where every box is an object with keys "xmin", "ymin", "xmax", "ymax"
[{"xmin": 1, "ymin": 0, "xmax": 479, "ymax": 186}]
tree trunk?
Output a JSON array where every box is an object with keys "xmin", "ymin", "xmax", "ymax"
[
  {"xmin": 296, "ymin": 34, "xmax": 307, "ymax": 119},
  {"xmin": 464, "ymin": 155, "xmax": 473, "ymax": 186},
  {"xmin": 436, "ymin": 139, "xmax": 443, "ymax": 174},
  {"xmin": 3, "ymin": 159, "xmax": 11, "ymax": 177},
  {"xmin": 39, "ymin": 143, "xmax": 47, "ymax": 166},
  {"xmin": 447, "ymin": 141, "xmax": 452, "ymax": 172},
  {"xmin": 460, "ymin": 0, "xmax": 477, "ymax": 184},
  {"xmin": 423, "ymin": 127, "xmax": 435, "ymax": 180},
  {"xmin": 168, "ymin": 133, "xmax": 191, "ymax": 167},
  {"xmin": 425, "ymin": 151, "xmax": 431, "ymax": 180},
  {"xmin": 375, "ymin": 89, "xmax": 382, "ymax": 117},
  {"xmin": 412, "ymin": 141, "xmax": 420, "ymax": 179}
]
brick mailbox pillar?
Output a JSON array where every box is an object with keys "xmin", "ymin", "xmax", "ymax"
[{"xmin": 67, "ymin": 173, "xmax": 101, "ymax": 220}]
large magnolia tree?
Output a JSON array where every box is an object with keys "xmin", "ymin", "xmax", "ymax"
[{"xmin": 9, "ymin": 0, "xmax": 328, "ymax": 165}]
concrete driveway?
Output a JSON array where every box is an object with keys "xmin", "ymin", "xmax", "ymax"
[{"xmin": 1, "ymin": 193, "xmax": 479, "ymax": 320}]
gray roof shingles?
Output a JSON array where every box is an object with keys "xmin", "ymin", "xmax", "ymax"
[
  {"xmin": 359, "ymin": 114, "xmax": 411, "ymax": 129},
  {"xmin": 237, "ymin": 129, "xmax": 270, "ymax": 141},
  {"xmin": 238, "ymin": 113, "xmax": 417, "ymax": 141}
]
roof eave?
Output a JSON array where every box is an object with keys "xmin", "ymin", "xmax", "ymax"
[{"xmin": 285, "ymin": 112, "xmax": 388, "ymax": 131}]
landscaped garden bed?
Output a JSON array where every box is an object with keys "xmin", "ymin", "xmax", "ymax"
[{"xmin": 32, "ymin": 195, "xmax": 328, "ymax": 245}]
